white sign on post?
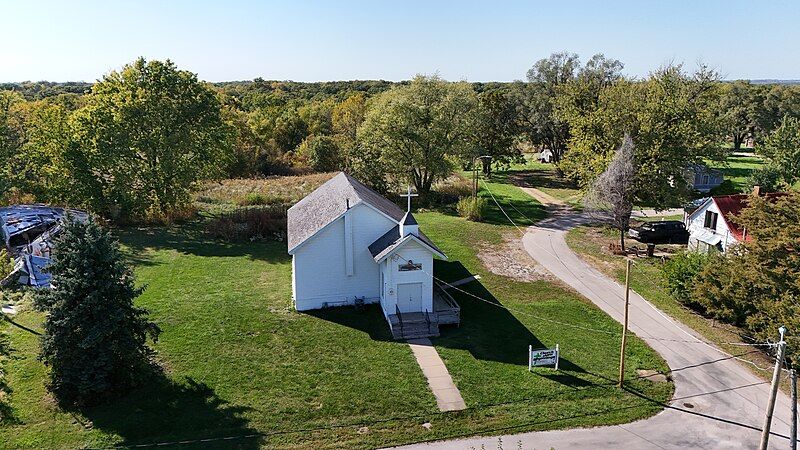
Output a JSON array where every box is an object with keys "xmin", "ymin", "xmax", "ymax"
[{"xmin": 528, "ymin": 344, "xmax": 559, "ymax": 371}]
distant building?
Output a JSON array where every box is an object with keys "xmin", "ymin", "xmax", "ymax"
[
  {"xmin": 537, "ymin": 149, "xmax": 553, "ymax": 163},
  {"xmin": 684, "ymin": 164, "xmax": 724, "ymax": 193},
  {"xmin": 686, "ymin": 188, "xmax": 786, "ymax": 253}
]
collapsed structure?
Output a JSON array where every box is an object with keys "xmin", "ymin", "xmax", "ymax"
[{"xmin": 0, "ymin": 205, "xmax": 88, "ymax": 288}]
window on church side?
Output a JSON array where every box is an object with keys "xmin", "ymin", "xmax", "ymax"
[{"xmin": 399, "ymin": 260, "xmax": 422, "ymax": 271}]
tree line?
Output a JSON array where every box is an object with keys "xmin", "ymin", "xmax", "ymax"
[{"xmin": 2, "ymin": 55, "xmax": 800, "ymax": 221}]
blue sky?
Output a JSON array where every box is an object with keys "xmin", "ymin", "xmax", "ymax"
[{"xmin": 2, "ymin": 0, "xmax": 798, "ymax": 82}]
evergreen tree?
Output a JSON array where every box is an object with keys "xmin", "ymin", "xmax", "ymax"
[{"xmin": 36, "ymin": 217, "xmax": 160, "ymax": 406}]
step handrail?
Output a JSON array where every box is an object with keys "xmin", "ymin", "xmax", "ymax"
[
  {"xmin": 424, "ymin": 309, "xmax": 432, "ymax": 333},
  {"xmin": 395, "ymin": 304, "xmax": 404, "ymax": 337}
]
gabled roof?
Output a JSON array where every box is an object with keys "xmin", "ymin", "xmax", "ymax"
[
  {"xmin": 714, "ymin": 193, "xmax": 788, "ymax": 241},
  {"xmin": 690, "ymin": 193, "xmax": 789, "ymax": 241},
  {"xmin": 368, "ymin": 225, "xmax": 446, "ymax": 262},
  {"xmin": 287, "ymin": 172, "xmax": 407, "ymax": 252}
]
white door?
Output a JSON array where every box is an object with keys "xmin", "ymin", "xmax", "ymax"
[{"xmin": 397, "ymin": 282, "xmax": 423, "ymax": 314}]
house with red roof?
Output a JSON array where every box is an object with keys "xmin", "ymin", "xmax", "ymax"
[{"xmin": 686, "ymin": 187, "xmax": 787, "ymax": 253}]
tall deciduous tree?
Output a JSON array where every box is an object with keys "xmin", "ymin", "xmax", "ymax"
[
  {"xmin": 0, "ymin": 91, "xmax": 26, "ymax": 200},
  {"xmin": 473, "ymin": 89, "xmax": 521, "ymax": 176},
  {"xmin": 585, "ymin": 135, "xmax": 637, "ymax": 250},
  {"xmin": 756, "ymin": 115, "xmax": 800, "ymax": 187},
  {"xmin": 560, "ymin": 64, "xmax": 725, "ymax": 210},
  {"xmin": 756, "ymin": 84, "xmax": 800, "ymax": 141},
  {"xmin": 332, "ymin": 92, "xmax": 367, "ymax": 169},
  {"xmin": 36, "ymin": 217, "xmax": 160, "ymax": 406},
  {"xmin": 70, "ymin": 58, "xmax": 233, "ymax": 220},
  {"xmin": 357, "ymin": 75, "xmax": 478, "ymax": 202},
  {"xmin": 719, "ymin": 81, "xmax": 763, "ymax": 151},
  {"xmin": 517, "ymin": 52, "xmax": 623, "ymax": 165}
]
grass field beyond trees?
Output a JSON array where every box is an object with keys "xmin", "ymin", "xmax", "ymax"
[{"xmin": 1, "ymin": 180, "xmax": 672, "ymax": 449}]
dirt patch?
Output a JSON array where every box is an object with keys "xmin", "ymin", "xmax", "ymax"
[
  {"xmin": 478, "ymin": 233, "xmax": 553, "ymax": 282},
  {"xmin": 636, "ymin": 369, "xmax": 670, "ymax": 383}
]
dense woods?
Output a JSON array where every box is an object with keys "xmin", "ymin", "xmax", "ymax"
[{"xmin": 2, "ymin": 54, "xmax": 800, "ymax": 221}]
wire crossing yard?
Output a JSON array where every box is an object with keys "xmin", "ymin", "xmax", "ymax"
[{"xmin": 1, "ymin": 185, "xmax": 672, "ymax": 449}]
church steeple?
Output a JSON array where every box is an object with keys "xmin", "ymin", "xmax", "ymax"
[
  {"xmin": 399, "ymin": 185, "xmax": 419, "ymax": 237},
  {"xmin": 400, "ymin": 211, "xmax": 418, "ymax": 237}
]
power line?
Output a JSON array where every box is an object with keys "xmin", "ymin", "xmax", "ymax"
[
  {"xmin": 85, "ymin": 374, "xmax": 774, "ymax": 450},
  {"xmin": 476, "ymin": 179, "xmax": 780, "ymax": 368}
]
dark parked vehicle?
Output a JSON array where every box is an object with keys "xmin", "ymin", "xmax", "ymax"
[{"xmin": 628, "ymin": 220, "xmax": 689, "ymax": 244}]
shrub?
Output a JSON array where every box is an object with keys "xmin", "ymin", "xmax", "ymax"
[
  {"xmin": 35, "ymin": 217, "xmax": 160, "ymax": 406},
  {"xmin": 0, "ymin": 249, "xmax": 13, "ymax": 281},
  {"xmin": 745, "ymin": 165, "xmax": 781, "ymax": 193},
  {"xmin": 140, "ymin": 205, "xmax": 198, "ymax": 225},
  {"xmin": 1, "ymin": 188, "xmax": 36, "ymax": 207},
  {"xmin": 239, "ymin": 192, "xmax": 269, "ymax": 206},
  {"xmin": 708, "ymin": 179, "xmax": 737, "ymax": 196},
  {"xmin": 205, "ymin": 206, "xmax": 287, "ymax": 242},
  {"xmin": 296, "ymin": 135, "xmax": 341, "ymax": 172},
  {"xmin": 456, "ymin": 196, "xmax": 488, "ymax": 222},
  {"xmin": 661, "ymin": 251, "xmax": 711, "ymax": 311}
]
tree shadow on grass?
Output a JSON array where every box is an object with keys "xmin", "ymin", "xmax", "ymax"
[
  {"xmin": 78, "ymin": 374, "xmax": 262, "ymax": 449},
  {"xmin": 305, "ymin": 260, "xmax": 592, "ymax": 384},
  {"xmin": 529, "ymin": 359, "xmax": 597, "ymax": 389},
  {"xmin": 305, "ymin": 304, "xmax": 395, "ymax": 342},
  {"xmin": 721, "ymin": 166, "xmax": 756, "ymax": 179},
  {"xmin": 433, "ymin": 260, "xmax": 542, "ymax": 366},
  {"xmin": 0, "ymin": 330, "xmax": 20, "ymax": 425},
  {"xmin": 114, "ymin": 224, "xmax": 290, "ymax": 267},
  {"xmin": 501, "ymin": 169, "xmax": 578, "ymax": 191}
]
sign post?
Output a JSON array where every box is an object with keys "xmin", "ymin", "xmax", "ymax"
[{"xmin": 528, "ymin": 344, "xmax": 560, "ymax": 371}]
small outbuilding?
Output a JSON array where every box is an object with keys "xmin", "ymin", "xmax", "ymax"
[
  {"xmin": 287, "ymin": 172, "xmax": 459, "ymax": 339},
  {"xmin": 537, "ymin": 149, "xmax": 554, "ymax": 163}
]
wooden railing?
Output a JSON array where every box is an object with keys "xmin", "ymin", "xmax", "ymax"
[{"xmin": 395, "ymin": 304, "xmax": 404, "ymax": 337}]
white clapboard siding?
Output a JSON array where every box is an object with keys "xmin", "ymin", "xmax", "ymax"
[{"xmin": 292, "ymin": 203, "xmax": 396, "ymax": 310}]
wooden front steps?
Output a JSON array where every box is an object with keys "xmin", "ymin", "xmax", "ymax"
[{"xmin": 387, "ymin": 312, "xmax": 439, "ymax": 340}]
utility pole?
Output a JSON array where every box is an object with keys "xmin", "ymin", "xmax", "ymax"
[
  {"xmin": 618, "ymin": 258, "xmax": 632, "ymax": 388},
  {"xmin": 759, "ymin": 326, "xmax": 787, "ymax": 450},
  {"xmin": 792, "ymin": 368, "xmax": 797, "ymax": 450}
]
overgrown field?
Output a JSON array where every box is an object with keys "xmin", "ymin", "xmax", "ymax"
[
  {"xmin": 195, "ymin": 173, "xmax": 337, "ymax": 212},
  {"xmin": 0, "ymin": 181, "xmax": 672, "ymax": 449}
]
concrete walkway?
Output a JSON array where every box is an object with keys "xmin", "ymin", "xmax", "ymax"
[
  {"xmin": 394, "ymin": 189, "xmax": 793, "ymax": 449},
  {"xmin": 407, "ymin": 338, "xmax": 466, "ymax": 412}
]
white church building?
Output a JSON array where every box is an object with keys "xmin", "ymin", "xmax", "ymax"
[{"xmin": 287, "ymin": 172, "xmax": 460, "ymax": 339}]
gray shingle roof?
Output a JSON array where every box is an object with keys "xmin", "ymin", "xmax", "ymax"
[
  {"xmin": 287, "ymin": 172, "xmax": 408, "ymax": 251},
  {"xmin": 367, "ymin": 225, "xmax": 444, "ymax": 262}
]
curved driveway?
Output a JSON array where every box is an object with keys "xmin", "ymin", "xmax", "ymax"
[{"xmin": 396, "ymin": 202, "xmax": 794, "ymax": 449}]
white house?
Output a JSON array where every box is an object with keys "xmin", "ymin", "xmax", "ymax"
[
  {"xmin": 686, "ymin": 190, "xmax": 786, "ymax": 253},
  {"xmin": 287, "ymin": 172, "xmax": 459, "ymax": 339},
  {"xmin": 684, "ymin": 164, "xmax": 724, "ymax": 193}
]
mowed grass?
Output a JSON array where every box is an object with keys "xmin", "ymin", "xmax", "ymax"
[
  {"xmin": 564, "ymin": 225, "xmax": 782, "ymax": 388},
  {"xmin": 417, "ymin": 211, "xmax": 673, "ymax": 431},
  {"xmin": 1, "ymin": 181, "xmax": 672, "ymax": 449},
  {"xmin": 709, "ymin": 155, "xmax": 765, "ymax": 193}
]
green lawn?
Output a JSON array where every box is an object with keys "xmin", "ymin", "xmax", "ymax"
[
  {"xmin": 564, "ymin": 225, "xmax": 781, "ymax": 387},
  {"xmin": 1, "ymin": 183, "xmax": 672, "ymax": 449},
  {"xmin": 709, "ymin": 155, "xmax": 765, "ymax": 193}
]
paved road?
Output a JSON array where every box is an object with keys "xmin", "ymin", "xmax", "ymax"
[{"xmin": 396, "ymin": 203, "xmax": 794, "ymax": 449}]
